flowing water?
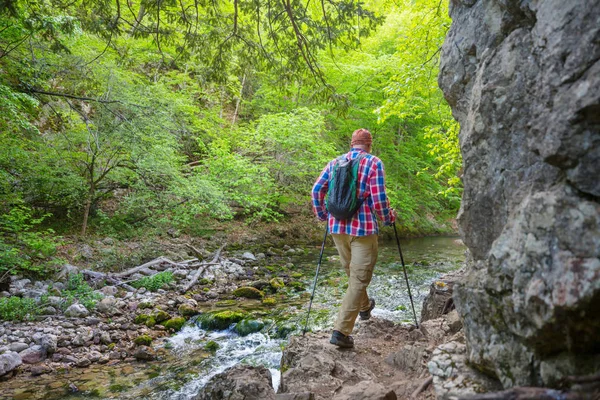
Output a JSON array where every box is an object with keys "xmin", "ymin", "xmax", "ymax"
[{"xmin": 3, "ymin": 236, "xmax": 465, "ymax": 400}]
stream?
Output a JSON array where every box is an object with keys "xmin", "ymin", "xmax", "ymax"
[{"xmin": 4, "ymin": 236, "xmax": 465, "ymax": 400}]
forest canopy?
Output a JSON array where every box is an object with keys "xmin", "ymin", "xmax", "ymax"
[{"xmin": 0, "ymin": 0, "xmax": 461, "ymax": 275}]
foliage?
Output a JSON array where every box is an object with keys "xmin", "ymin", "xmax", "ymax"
[
  {"xmin": 62, "ymin": 273, "xmax": 103, "ymax": 310},
  {"xmin": 0, "ymin": 296, "xmax": 38, "ymax": 321},
  {"xmin": 131, "ymin": 271, "xmax": 174, "ymax": 292},
  {"xmin": 0, "ymin": 206, "xmax": 63, "ymax": 277}
]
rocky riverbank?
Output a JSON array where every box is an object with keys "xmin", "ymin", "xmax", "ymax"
[{"xmin": 0, "ymin": 244, "xmax": 309, "ymax": 382}]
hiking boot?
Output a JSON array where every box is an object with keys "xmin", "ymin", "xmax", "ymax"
[
  {"xmin": 330, "ymin": 330, "xmax": 354, "ymax": 348},
  {"xmin": 359, "ymin": 298, "xmax": 376, "ymax": 320}
]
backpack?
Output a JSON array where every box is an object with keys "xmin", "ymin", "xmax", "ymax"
[{"xmin": 326, "ymin": 154, "xmax": 365, "ymax": 220}]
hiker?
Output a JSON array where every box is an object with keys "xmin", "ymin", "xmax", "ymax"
[{"xmin": 311, "ymin": 128, "xmax": 397, "ymax": 348}]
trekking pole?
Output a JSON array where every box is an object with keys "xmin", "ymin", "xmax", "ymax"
[
  {"xmin": 303, "ymin": 221, "xmax": 329, "ymax": 336},
  {"xmin": 393, "ymin": 222, "xmax": 419, "ymax": 328}
]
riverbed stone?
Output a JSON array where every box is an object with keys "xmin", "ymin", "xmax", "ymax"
[
  {"xmin": 133, "ymin": 346, "xmax": 156, "ymax": 361},
  {"xmin": 64, "ymin": 304, "xmax": 89, "ymax": 318},
  {"xmin": 19, "ymin": 345, "xmax": 46, "ymax": 364},
  {"xmin": 9, "ymin": 342, "xmax": 29, "ymax": 353},
  {"xmin": 0, "ymin": 351, "xmax": 21, "ymax": 375},
  {"xmin": 439, "ymin": 0, "xmax": 600, "ymax": 388},
  {"xmin": 194, "ymin": 364, "xmax": 275, "ymax": 400}
]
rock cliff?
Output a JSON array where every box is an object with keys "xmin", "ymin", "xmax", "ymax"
[{"xmin": 438, "ymin": 0, "xmax": 600, "ymax": 388}]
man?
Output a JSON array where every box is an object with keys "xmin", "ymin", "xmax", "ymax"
[{"xmin": 311, "ymin": 128, "xmax": 396, "ymax": 348}]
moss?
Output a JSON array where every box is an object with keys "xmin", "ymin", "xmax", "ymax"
[
  {"xmin": 145, "ymin": 316, "xmax": 156, "ymax": 328},
  {"xmin": 107, "ymin": 343, "xmax": 116, "ymax": 350},
  {"xmin": 204, "ymin": 340, "xmax": 219, "ymax": 352},
  {"xmin": 232, "ymin": 286, "xmax": 264, "ymax": 299},
  {"xmin": 262, "ymin": 297, "xmax": 276, "ymax": 306},
  {"xmin": 198, "ymin": 278, "xmax": 213, "ymax": 285},
  {"xmin": 288, "ymin": 281, "xmax": 306, "ymax": 292},
  {"xmin": 234, "ymin": 319, "xmax": 265, "ymax": 336},
  {"xmin": 215, "ymin": 299, "xmax": 237, "ymax": 307},
  {"xmin": 163, "ymin": 317, "xmax": 186, "ymax": 332},
  {"xmin": 134, "ymin": 335, "xmax": 153, "ymax": 346},
  {"xmin": 138, "ymin": 302, "xmax": 153, "ymax": 309},
  {"xmin": 178, "ymin": 304, "xmax": 197, "ymax": 317},
  {"xmin": 266, "ymin": 265, "xmax": 277, "ymax": 272},
  {"xmin": 291, "ymin": 272, "xmax": 303, "ymax": 279},
  {"xmin": 198, "ymin": 311, "xmax": 246, "ymax": 330},
  {"xmin": 134, "ymin": 314, "xmax": 149, "ymax": 324},
  {"xmin": 154, "ymin": 310, "xmax": 170, "ymax": 323},
  {"xmin": 269, "ymin": 277, "xmax": 285, "ymax": 291}
]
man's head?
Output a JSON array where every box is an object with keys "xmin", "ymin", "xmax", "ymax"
[{"xmin": 351, "ymin": 128, "xmax": 372, "ymax": 152}]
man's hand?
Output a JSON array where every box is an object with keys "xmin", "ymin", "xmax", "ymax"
[{"xmin": 390, "ymin": 208, "xmax": 398, "ymax": 221}]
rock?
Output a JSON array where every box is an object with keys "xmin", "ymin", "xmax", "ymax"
[
  {"xmin": 77, "ymin": 244, "xmax": 94, "ymax": 260},
  {"xmin": 72, "ymin": 328, "xmax": 94, "ymax": 347},
  {"xmin": 100, "ymin": 286, "xmax": 118, "ymax": 296},
  {"xmin": 133, "ymin": 346, "xmax": 156, "ymax": 361},
  {"xmin": 178, "ymin": 303, "xmax": 197, "ymax": 317},
  {"xmin": 275, "ymin": 394, "xmax": 314, "ymax": 400},
  {"xmin": 19, "ymin": 345, "xmax": 46, "ymax": 364},
  {"xmin": 75, "ymin": 357, "xmax": 91, "ymax": 368},
  {"xmin": 163, "ymin": 317, "xmax": 186, "ymax": 332},
  {"xmin": 384, "ymin": 345, "xmax": 427, "ymax": 373},
  {"xmin": 232, "ymin": 286, "xmax": 263, "ymax": 299},
  {"xmin": 40, "ymin": 306, "xmax": 57, "ymax": 315},
  {"xmin": 332, "ymin": 380, "xmax": 396, "ymax": 400},
  {"xmin": 9, "ymin": 342, "xmax": 29, "ymax": 353},
  {"xmin": 234, "ymin": 319, "xmax": 265, "ymax": 336},
  {"xmin": 0, "ymin": 352, "xmax": 22, "ymax": 375},
  {"xmin": 99, "ymin": 331, "xmax": 112, "ymax": 345},
  {"xmin": 440, "ymin": 0, "xmax": 600, "ymax": 388},
  {"xmin": 419, "ymin": 318, "xmax": 450, "ymax": 342},
  {"xmin": 444, "ymin": 310, "xmax": 462, "ymax": 334},
  {"xmin": 30, "ymin": 364, "xmax": 52, "ymax": 376},
  {"xmin": 194, "ymin": 364, "xmax": 275, "ymax": 400},
  {"xmin": 134, "ymin": 335, "xmax": 153, "ymax": 346},
  {"xmin": 96, "ymin": 297, "xmax": 120, "ymax": 315},
  {"xmin": 428, "ymin": 341, "xmax": 502, "ymax": 399},
  {"xmin": 420, "ymin": 280, "xmax": 455, "ymax": 322},
  {"xmin": 242, "ymin": 252, "xmax": 257, "ymax": 261},
  {"xmin": 64, "ymin": 304, "xmax": 89, "ymax": 318},
  {"xmin": 40, "ymin": 334, "xmax": 57, "ymax": 354},
  {"xmin": 198, "ymin": 311, "xmax": 246, "ymax": 331}
]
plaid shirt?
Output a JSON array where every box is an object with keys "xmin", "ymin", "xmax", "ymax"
[{"xmin": 311, "ymin": 148, "xmax": 395, "ymax": 236}]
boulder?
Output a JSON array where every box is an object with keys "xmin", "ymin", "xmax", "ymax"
[
  {"xmin": 0, "ymin": 352, "xmax": 22, "ymax": 376},
  {"xmin": 9, "ymin": 342, "xmax": 29, "ymax": 353},
  {"xmin": 96, "ymin": 297, "xmax": 120, "ymax": 315},
  {"xmin": 19, "ymin": 345, "xmax": 46, "ymax": 364},
  {"xmin": 194, "ymin": 365, "xmax": 275, "ymax": 400},
  {"xmin": 439, "ymin": 0, "xmax": 600, "ymax": 387},
  {"xmin": 64, "ymin": 304, "xmax": 89, "ymax": 318}
]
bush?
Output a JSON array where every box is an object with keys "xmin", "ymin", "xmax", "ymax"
[
  {"xmin": 62, "ymin": 273, "xmax": 102, "ymax": 310},
  {"xmin": 0, "ymin": 296, "xmax": 38, "ymax": 321},
  {"xmin": 131, "ymin": 271, "xmax": 174, "ymax": 292}
]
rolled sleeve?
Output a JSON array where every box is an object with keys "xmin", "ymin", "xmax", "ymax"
[
  {"xmin": 369, "ymin": 160, "xmax": 396, "ymax": 226},
  {"xmin": 311, "ymin": 162, "xmax": 331, "ymax": 221}
]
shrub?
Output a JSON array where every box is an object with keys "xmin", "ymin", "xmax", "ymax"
[
  {"xmin": 0, "ymin": 296, "xmax": 38, "ymax": 321},
  {"xmin": 131, "ymin": 271, "xmax": 173, "ymax": 292},
  {"xmin": 62, "ymin": 273, "xmax": 102, "ymax": 310}
]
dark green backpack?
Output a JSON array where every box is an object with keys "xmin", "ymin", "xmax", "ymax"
[{"xmin": 326, "ymin": 154, "xmax": 365, "ymax": 220}]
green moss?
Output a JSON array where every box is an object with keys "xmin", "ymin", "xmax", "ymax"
[
  {"xmin": 138, "ymin": 302, "xmax": 153, "ymax": 309},
  {"xmin": 215, "ymin": 299, "xmax": 237, "ymax": 307},
  {"xmin": 198, "ymin": 311, "xmax": 246, "ymax": 330},
  {"xmin": 163, "ymin": 317, "xmax": 186, "ymax": 332},
  {"xmin": 199, "ymin": 278, "xmax": 213, "ymax": 285},
  {"xmin": 145, "ymin": 316, "xmax": 156, "ymax": 328},
  {"xmin": 266, "ymin": 265, "xmax": 277, "ymax": 272},
  {"xmin": 395, "ymin": 305, "xmax": 407, "ymax": 311},
  {"xmin": 154, "ymin": 310, "xmax": 170, "ymax": 323},
  {"xmin": 107, "ymin": 343, "xmax": 116, "ymax": 350},
  {"xmin": 288, "ymin": 281, "xmax": 306, "ymax": 292},
  {"xmin": 178, "ymin": 304, "xmax": 197, "ymax": 317},
  {"xmin": 269, "ymin": 277, "xmax": 285, "ymax": 290},
  {"xmin": 134, "ymin": 314, "xmax": 149, "ymax": 324},
  {"xmin": 232, "ymin": 286, "xmax": 264, "ymax": 299},
  {"xmin": 134, "ymin": 335, "xmax": 153, "ymax": 346},
  {"xmin": 234, "ymin": 319, "xmax": 265, "ymax": 336},
  {"xmin": 262, "ymin": 297, "xmax": 276, "ymax": 306},
  {"xmin": 204, "ymin": 340, "xmax": 219, "ymax": 352},
  {"xmin": 291, "ymin": 272, "xmax": 303, "ymax": 279}
]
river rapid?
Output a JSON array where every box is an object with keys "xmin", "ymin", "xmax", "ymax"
[{"xmin": 4, "ymin": 236, "xmax": 465, "ymax": 400}]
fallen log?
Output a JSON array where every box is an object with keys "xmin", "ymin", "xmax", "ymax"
[
  {"xmin": 114, "ymin": 256, "xmax": 184, "ymax": 278},
  {"xmin": 181, "ymin": 244, "xmax": 226, "ymax": 293}
]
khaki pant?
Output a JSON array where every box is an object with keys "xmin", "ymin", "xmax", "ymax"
[{"xmin": 331, "ymin": 233, "xmax": 378, "ymax": 336}]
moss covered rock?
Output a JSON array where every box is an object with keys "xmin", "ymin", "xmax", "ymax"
[
  {"xmin": 154, "ymin": 310, "xmax": 170, "ymax": 323},
  {"xmin": 134, "ymin": 335, "xmax": 153, "ymax": 346},
  {"xmin": 134, "ymin": 314, "xmax": 149, "ymax": 324},
  {"xmin": 232, "ymin": 286, "xmax": 264, "ymax": 299},
  {"xmin": 198, "ymin": 311, "xmax": 246, "ymax": 330},
  {"xmin": 178, "ymin": 304, "xmax": 197, "ymax": 317},
  {"xmin": 289, "ymin": 281, "xmax": 306, "ymax": 292},
  {"xmin": 204, "ymin": 340, "xmax": 219, "ymax": 352},
  {"xmin": 163, "ymin": 317, "xmax": 186, "ymax": 332},
  {"xmin": 234, "ymin": 319, "xmax": 265, "ymax": 336},
  {"xmin": 269, "ymin": 277, "xmax": 285, "ymax": 291},
  {"xmin": 262, "ymin": 297, "xmax": 276, "ymax": 306}
]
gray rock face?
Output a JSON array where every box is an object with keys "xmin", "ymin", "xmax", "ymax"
[
  {"xmin": 0, "ymin": 352, "xmax": 22, "ymax": 376},
  {"xmin": 194, "ymin": 365, "xmax": 275, "ymax": 400},
  {"xmin": 439, "ymin": 0, "xmax": 600, "ymax": 388}
]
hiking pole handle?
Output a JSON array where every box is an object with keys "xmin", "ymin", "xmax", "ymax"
[
  {"xmin": 303, "ymin": 220, "xmax": 329, "ymax": 336},
  {"xmin": 393, "ymin": 222, "xmax": 419, "ymax": 328}
]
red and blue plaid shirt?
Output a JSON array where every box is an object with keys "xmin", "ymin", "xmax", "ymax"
[{"xmin": 311, "ymin": 148, "xmax": 395, "ymax": 236}]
